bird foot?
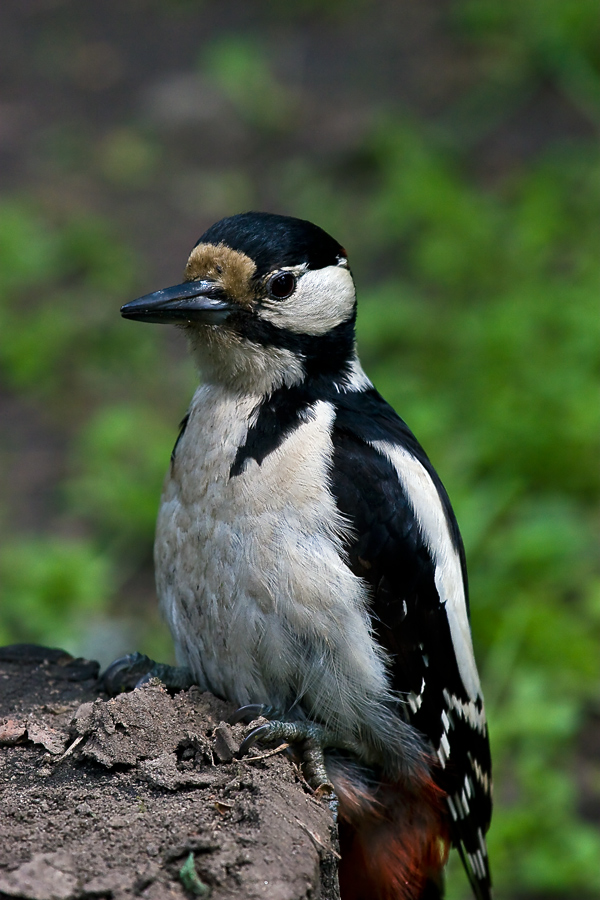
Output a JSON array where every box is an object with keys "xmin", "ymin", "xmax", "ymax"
[
  {"xmin": 100, "ymin": 652, "xmax": 195, "ymax": 696},
  {"xmin": 231, "ymin": 708, "xmax": 336, "ymax": 795}
]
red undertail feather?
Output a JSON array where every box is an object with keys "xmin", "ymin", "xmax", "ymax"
[{"xmin": 333, "ymin": 768, "xmax": 449, "ymax": 900}]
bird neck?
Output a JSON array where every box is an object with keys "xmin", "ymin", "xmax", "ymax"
[{"xmin": 185, "ymin": 318, "xmax": 360, "ymax": 399}]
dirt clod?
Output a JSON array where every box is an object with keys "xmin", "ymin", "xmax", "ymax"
[{"xmin": 0, "ymin": 645, "xmax": 340, "ymax": 900}]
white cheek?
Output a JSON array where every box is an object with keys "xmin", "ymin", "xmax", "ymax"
[{"xmin": 261, "ymin": 266, "xmax": 356, "ymax": 335}]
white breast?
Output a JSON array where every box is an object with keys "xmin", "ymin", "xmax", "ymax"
[{"xmin": 154, "ymin": 384, "xmax": 397, "ymax": 753}]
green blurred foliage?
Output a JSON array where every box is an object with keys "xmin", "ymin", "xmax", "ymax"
[
  {"xmin": 0, "ymin": 201, "xmax": 192, "ymax": 662},
  {"xmin": 203, "ymin": 36, "xmax": 297, "ymax": 131},
  {"xmin": 456, "ymin": 0, "xmax": 600, "ymax": 118},
  {"xmin": 0, "ymin": 537, "xmax": 114, "ymax": 649},
  {"xmin": 98, "ymin": 128, "xmax": 161, "ymax": 187},
  {"xmin": 66, "ymin": 404, "xmax": 174, "ymax": 547},
  {"xmin": 0, "ymin": 2, "xmax": 598, "ymax": 896}
]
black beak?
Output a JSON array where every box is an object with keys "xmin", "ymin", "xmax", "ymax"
[{"xmin": 120, "ymin": 280, "xmax": 233, "ymax": 325}]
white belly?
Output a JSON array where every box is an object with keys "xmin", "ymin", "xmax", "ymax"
[{"xmin": 155, "ymin": 383, "xmax": 396, "ymax": 749}]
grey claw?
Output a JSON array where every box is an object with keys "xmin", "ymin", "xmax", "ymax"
[
  {"xmin": 239, "ymin": 723, "xmax": 272, "ymax": 755},
  {"xmin": 229, "ymin": 704, "xmax": 271, "ymax": 726}
]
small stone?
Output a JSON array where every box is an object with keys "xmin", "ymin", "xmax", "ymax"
[
  {"xmin": 76, "ymin": 802, "xmax": 94, "ymax": 817},
  {"xmin": 213, "ymin": 724, "xmax": 239, "ymax": 763},
  {"xmin": 0, "ymin": 852, "xmax": 77, "ymax": 900},
  {"xmin": 27, "ymin": 723, "xmax": 69, "ymax": 755},
  {"xmin": 0, "ymin": 719, "xmax": 27, "ymax": 745}
]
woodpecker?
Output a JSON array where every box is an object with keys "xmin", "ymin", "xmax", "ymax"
[{"xmin": 119, "ymin": 212, "xmax": 492, "ymax": 900}]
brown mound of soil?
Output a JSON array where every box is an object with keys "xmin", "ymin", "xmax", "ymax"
[{"xmin": 0, "ymin": 645, "xmax": 340, "ymax": 900}]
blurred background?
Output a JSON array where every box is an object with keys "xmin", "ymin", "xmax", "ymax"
[{"xmin": 0, "ymin": 0, "xmax": 598, "ymax": 896}]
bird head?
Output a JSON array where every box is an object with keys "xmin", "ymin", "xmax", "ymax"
[{"xmin": 121, "ymin": 212, "xmax": 358, "ymax": 394}]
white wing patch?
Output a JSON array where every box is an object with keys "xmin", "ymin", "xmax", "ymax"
[{"xmin": 369, "ymin": 440, "xmax": 482, "ymax": 702}]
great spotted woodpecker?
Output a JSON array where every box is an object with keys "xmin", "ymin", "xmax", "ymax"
[{"xmin": 119, "ymin": 212, "xmax": 492, "ymax": 900}]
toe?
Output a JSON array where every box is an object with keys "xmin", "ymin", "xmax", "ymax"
[
  {"xmin": 239, "ymin": 723, "xmax": 274, "ymax": 755},
  {"xmin": 100, "ymin": 652, "xmax": 154, "ymax": 695}
]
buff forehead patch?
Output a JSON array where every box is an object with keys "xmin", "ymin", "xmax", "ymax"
[{"xmin": 184, "ymin": 243, "xmax": 257, "ymax": 307}]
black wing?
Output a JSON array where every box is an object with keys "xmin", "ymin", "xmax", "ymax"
[{"xmin": 329, "ymin": 388, "xmax": 492, "ymax": 900}]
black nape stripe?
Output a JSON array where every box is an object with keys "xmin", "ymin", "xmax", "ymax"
[
  {"xmin": 230, "ymin": 385, "xmax": 314, "ymax": 477},
  {"xmin": 171, "ymin": 413, "xmax": 190, "ymax": 467},
  {"xmin": 229, "ymin": 349, "xmax": 370, "ymax": 478},
  {"xmin": 230, "ymin": 378, "xmax": 466, "ymax": 607}
]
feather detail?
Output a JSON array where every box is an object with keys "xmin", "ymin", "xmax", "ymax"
[{"xmin": 329, "ymin": 758, "xmax": 450, "ymax": 900}]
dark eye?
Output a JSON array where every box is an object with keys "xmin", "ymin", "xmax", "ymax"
[{"xmin": 268, "ymin": 272, "xmax": 296, "ymax": 300}]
